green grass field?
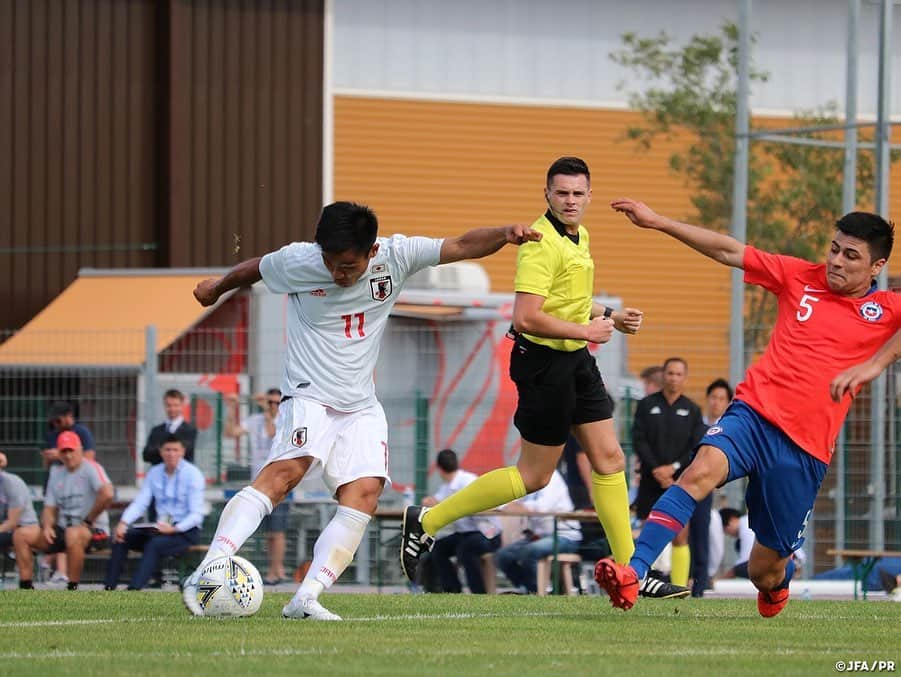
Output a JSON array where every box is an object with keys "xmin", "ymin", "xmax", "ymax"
[{"xmin": 1, "ymin": 592, "xmax": 899, "ymax": 676}]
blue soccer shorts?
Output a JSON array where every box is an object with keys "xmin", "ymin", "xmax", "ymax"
[{"xmin": 698, "ymin": 400, "xmax": 828, "ymax": 557}]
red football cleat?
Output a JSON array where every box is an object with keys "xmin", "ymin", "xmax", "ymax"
[
  {"xmin": 594, "ymin": 558, "xmax": 640, "ymax": 610},
  {"xmin": 757, "ymin": 587, "xmax": 790, "ymax": 618}
]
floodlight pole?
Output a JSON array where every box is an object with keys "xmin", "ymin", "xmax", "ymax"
[
  {"xmin": 835, "ymin": 0, "xmax": 861, "ymax": 563},
  {"xmin": 729, "ymin": 0, "xmax": 750, "ymax": 390},
  {"xmin": 869, "ymin": 0, "xmax": 893, "ymax": 552}
]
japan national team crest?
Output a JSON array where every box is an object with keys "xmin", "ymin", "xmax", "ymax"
[
  {"xmin": 291, "ymin": 427, "xmax": 307, "ymax": 448},
  {"xmin": 370, "ymin": 275, "xmax": 393, "ymax": 302},
  {"xmin": 859, "ymin": 301, "xmax": 884, "ymax": 322}
]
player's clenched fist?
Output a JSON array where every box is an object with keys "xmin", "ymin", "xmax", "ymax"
[
  {"xmin": 193, "ymin": 279, "xmax": 221, "ymax": 307},
  {"xmin": 586, "ymin": 316, "xmax": 615, "ymax": 344},
  {"xmin": 504, "ymin": 224, "xmax": 543, "ymax": 245}
]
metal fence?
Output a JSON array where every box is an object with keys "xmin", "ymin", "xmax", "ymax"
[{"xmin": 1, "ymin": 323, "xmax": 898, "ymax": 578}]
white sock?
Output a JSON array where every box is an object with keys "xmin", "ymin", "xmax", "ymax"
[
  {"xmin": 200, "ymin": 486, "xmax": 273, "ymax": 568},
  {"xmin": 294, "ymin": 506, "xmax": 370, "ymax": 601}
]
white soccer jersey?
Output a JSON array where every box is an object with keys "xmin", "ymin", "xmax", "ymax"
[{"xmin": 259, "ymin": 234, "xmax": 443, "ymax": 412}]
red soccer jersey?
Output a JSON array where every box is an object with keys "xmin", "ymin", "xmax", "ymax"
[{"xmin": 735, "ymin": 246, "xmax": 901, "ymax": 464}]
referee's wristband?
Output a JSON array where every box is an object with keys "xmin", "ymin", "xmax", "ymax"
[{"xmin": 603, "ymin": 306, "xmax": 614, "ymax": 319}]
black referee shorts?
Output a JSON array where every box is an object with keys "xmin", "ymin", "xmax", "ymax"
[{"xmin": 509, "ymin": 336, "xmax": 614, "ymax": 446}]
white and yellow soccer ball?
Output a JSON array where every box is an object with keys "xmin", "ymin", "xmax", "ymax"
[{"xmin": 194, "ymin": 555, "xmax": 264, "ymax": 617}]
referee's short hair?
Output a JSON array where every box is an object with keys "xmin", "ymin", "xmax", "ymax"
[
  {"xmin": 546, "ymin": 156, "xmax": 590, "ymax": 186},
  {"xmin": 315, "ymin": 201, "xmax": 379, "ymax": 255},
  {"xmin": 436, "ymin": 448, "xmax": 459, "ymax": 473}
]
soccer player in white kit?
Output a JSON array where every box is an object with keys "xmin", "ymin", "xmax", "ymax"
[{"xmin": 183, "ymin": 201, "xmax": 540, "ymax": 619}]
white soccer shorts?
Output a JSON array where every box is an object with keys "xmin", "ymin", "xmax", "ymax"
[{"xmin": 263, "ymin": 396, "xmax": 391, "ymax": 495}]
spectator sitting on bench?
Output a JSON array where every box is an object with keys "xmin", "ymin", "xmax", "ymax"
[
  {"xmin": 0, "ymin": 451, "xmax": 39, "ymax": 554},
  {"xmin": 105, "ymin": 434, "xmax": 205, "ymax": 590},
  {"xmin": 14, "ymin": 431, "xmax": 113, "ymax": 590},
  {"xmin": 421, "ymin": 449, "xmax": 502, "ymax": 594}
]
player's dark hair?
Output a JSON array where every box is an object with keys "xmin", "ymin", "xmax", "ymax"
[
  {"xmin": 663, "ymin": 356, "xmax": 687, "ymax": 371},
  {"xmin": 266, "ymin": 388, "xmax": 281, "ymax": 397},
  {"xmin": 315, "ymin": 201, "xmax": 379, "ymax": 255},
  {"xmin": 836, "ymin": 211, "xmax": 894, "ymax": 262},
  {"xmin": 436, "ymin": 448, "xmax": 458, "ymax": 473},
  {"xmin": 546, "ymin": 156, "xmax": 590, "ymax": 187},
  {"xmin": 719, "ymin": 507, "xmax": 742, "ymax": 528},
  {"xmin": 706, "ymin": 378, "xmax": 733, "ymax": 400},
  {"xmin": 164, "ymin": 389, "xmax": 184, "ymax": 400}
]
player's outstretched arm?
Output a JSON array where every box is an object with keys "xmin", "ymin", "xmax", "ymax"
[
  {"xmin": 611, "ymin": 198, "xmax": 745, "ymax": 268},
  {"xmin": 439, "ymin": 225, "xmax": 541, "ymax": 264},
  {"xmin": 193, "ymin": 257, "xmax": 263, "ymax": 307},
  {"xmin": 830, "ymin": 329, "xmax": 901, "ymax": 402}
]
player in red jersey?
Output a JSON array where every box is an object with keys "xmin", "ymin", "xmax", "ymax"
[{"xmin": 594, "ymin": 198, "xmax": 899, "ymax": 617}]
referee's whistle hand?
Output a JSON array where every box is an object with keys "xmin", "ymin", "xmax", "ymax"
[{"xmin": 586, "ymin": 316, "xmax": 615, "ymax": 344}]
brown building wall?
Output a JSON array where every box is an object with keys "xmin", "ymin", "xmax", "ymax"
[
  {"xmin": 0, "ymin": 0, "xmax": 324, "ymax": 330},
  {"xmin": 167, "ymin": 0, "xmax": 324, "ymax": 267},
  {"xmin": 0, "ymin": 0, "xmax": 159, "ymax": 330}
]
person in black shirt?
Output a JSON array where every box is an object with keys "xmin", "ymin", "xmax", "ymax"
[
  {"xmin": 142, "ymin": 389, "xmax": 197, "ymax": 465},
  {"xmin": 631, "ymin": 357, "xmax": 706, "ymax": 587}
]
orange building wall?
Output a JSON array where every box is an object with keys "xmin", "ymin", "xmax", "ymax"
[{"xmin": 333, "ymin": 96, "xmax": 901, "ymax": 396}]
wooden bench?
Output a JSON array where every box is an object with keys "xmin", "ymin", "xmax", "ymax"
[{"xmin": 826, "ymin": 548, "xmax": 901, "ymax": 600}]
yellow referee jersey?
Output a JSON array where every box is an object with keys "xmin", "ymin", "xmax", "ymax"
[{"xmin": 513, "ymin": 213, "xmax": 594, "ymax": 352}]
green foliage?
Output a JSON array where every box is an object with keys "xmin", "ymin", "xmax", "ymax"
[
  {"xmin": 1, "ymin": 591, "xmax": 899, "ymax": 676},
  {"xmin": 611, "ymin": 24, "xmax": 884, "ymax": 352}
]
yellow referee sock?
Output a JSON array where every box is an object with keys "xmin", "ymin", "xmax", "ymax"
[
  {"xmin": 670, "ymin": 544, "xmax": 690, "ymax": 587},
  {"xmin": 421, "ymin": 466, "xmax": 527, "ymax": 536},
  {"xmin": 591, "ymin": 470, "xmax": 635, "ymax": 565}
]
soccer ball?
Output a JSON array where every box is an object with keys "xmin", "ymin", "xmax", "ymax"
[{"xmin": 193, "ymin": 555, "xmax": 264, "ymax": 617}]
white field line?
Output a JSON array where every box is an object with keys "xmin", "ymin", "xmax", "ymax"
[
  {"xmin": 1, "ymin": 610, "xmax": 562, "ymax": 629},
  {"xmin": 0, "ymin": 619, "xmax": 123, "ymax": 628},
  {"xmin": 344, "ymin": 610, "xmax": 565, "ymax": 622},
  {"xmin": 0, "ymin": 646, "xmax": 843, "ymax": 661}
]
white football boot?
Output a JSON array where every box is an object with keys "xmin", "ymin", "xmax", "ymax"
[
  {"xmin": 282, "ymin": 596, "xmax": 342, "ymax": 621},
  {"xmin": 181, "ymin": 568, "xmax": 204, "ymax": 616}
]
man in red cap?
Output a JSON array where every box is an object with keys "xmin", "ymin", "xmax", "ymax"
[{"xmin": 14, "ymin": 431, "xmax": 113, "ymax": 590}]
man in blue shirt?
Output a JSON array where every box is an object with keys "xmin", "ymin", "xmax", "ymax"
[{"xmin": 104, "ymin": 434, "xmax": 205, "ymax": 590}]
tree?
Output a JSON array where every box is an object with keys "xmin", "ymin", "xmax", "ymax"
[{"xmin": 610, "ymin": 24, "xmax": 880, "ymax": 354}]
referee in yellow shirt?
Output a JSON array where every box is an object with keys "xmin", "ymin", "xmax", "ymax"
[{"xmin": 401, "ymin": 156, "xmax": 689, "ymax": 599}]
